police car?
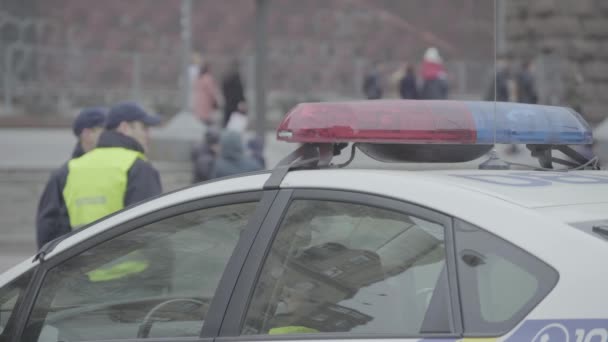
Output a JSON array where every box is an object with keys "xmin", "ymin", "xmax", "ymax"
[{"xmin": 1, "ymin": 100, "xmax": 606, "ymax": 342}]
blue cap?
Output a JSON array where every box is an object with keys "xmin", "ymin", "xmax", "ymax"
[
  {"xmin": 73, "ymin": 107, "xmax": 106, "ymax": 136},
  {"xmin": 105, "ymin": 102, "xmax": 161, "ymax": 130}
]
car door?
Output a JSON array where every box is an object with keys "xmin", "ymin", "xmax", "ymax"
[
  {"xmin": 216, "ymin": 189, "xmax": 463, "ymax": 342},
  {"xmin": 9, "ymin": 190, "xmax": 279, "ymax": 342}
]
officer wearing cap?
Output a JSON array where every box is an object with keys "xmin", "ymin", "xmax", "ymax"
[
  {"xmin": 37, "ymin": 102, "xmax": 166, "ymax": 283},
  {"xmin": 36, "ymin": 107, "xmax": 106, "ymax": 249},
  {"xmin": 36, "ymin": 102, "xmax": 162, "ymax": 245},
  {"xmin": 61, "ymin": 101, "xmax": 162, "ymax": 230}
]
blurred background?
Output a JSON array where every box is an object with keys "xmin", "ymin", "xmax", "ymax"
[
  {"xmin": 1, "ymin": 0, "xmax": 607, "ymax": 270},
  {"xmin": 0, "ymin": 0, "xmax": 494, "ymax": 122}
]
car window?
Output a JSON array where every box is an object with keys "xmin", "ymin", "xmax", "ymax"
[
  {"xmin": 454, "ymin": 220, "xmax": 558, "ymax": 335},
  {"xmin": 242, "ymin": 199, "xmax": 451, "ymax": 336},
  {"xmin": 24, "ymin": 202, "xmax": 258, "ymax": 342},
  {"xmin": 0, "ymin": 270, "xmax": 33, "ymax": 340}
]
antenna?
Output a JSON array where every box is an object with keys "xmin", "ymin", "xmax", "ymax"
[
  {"xmin": 493, "ymin": 0, "xmax": 498, "ymax": 146},
  {"xmin": 479, "ymin": 0, "xmax": 509, "ymax": 170}
]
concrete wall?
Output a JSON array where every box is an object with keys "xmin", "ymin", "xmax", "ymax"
[{"xmin": 505, "ymin": 0, "xmax": 608, "ymax": 124}]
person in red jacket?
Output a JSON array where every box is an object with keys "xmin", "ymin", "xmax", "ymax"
[{"xmin": 420, "ymin": 47, "xmax": 448, "ymax": 100}]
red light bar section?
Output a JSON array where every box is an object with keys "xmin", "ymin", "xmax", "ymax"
[{"xmin": 276, "ymin": 100, "xmax": 477, "ymax": 144}]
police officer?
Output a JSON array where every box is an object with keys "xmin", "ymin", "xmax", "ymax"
[
  {"xmin": 37, "ymin": 102, "xmax": 166, "ymax": 287},
  {"xmin": 36, "ymin": 107, "xmax": 106, "ymax": 249},
  {"xmin": 36, "ymin": 102, "xmax": 162, "ymax": 248},
  {"xmin": 62, "ymin": 102, "xmax": 162, "ymax": 231}
]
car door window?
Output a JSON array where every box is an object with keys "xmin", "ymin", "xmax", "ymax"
[
  {"xmin": 24, "ymin": 201, "xmax": 258, "ymax": 342},
  {"xmin": 242, "ymin": 199, "xmax": 451, "ymax": 336},
  {"xmin": 0, "ymin": 270, "xmax": 33, "ymax": 340},
  {"xmin": 455, "ymin": 219, "xmax": 558, "ymax": 335}
]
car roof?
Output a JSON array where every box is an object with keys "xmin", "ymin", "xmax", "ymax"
[
  {"xmin": 282, "ymin": 169, "xmax": 608, "ymax": 209},
  {"xmin": 411, "ymin": 169, "xmax": 608, "ymax": 208},
  {"xmin": 280, "ymin": 168, "xmax": 608, "ymax": 231}
]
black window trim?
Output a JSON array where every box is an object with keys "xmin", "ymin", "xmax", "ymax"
[
  {"xmin": 10, "ymin": 190, "xmax": 277, "ymax": 342},
  {"xmin": 0, "ymin": 269, "xmax": 36, "ymax": 342},
  {"xmin": 218, "ymin": 188, "xmax": 464, "ymax": 340}
]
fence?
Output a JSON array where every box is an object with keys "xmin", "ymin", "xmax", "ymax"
[
  {"xmin": 1, "ymin": 42, "xmax": 495, "ymax": 117},
  {"xmin": 1, "ymin": 42, "xmax": 183, "ymax": 116}
]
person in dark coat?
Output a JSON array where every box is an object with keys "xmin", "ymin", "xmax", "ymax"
[
  {"xmin": 247, "ymin": 135, "xmax": 266, "ymax": 169},
  {"xmin": 362, "ymin": 64, "xmax": 383, "ymax": 100},
  {"xmin": 36, "ymin": 107, "xmax": 106, "ymax": 249},
  {"xmin": 484, "ymin": 56, "xmax": 516, "ymax": 102},
  {"xmin": 399, "ymin": 64, "xmax": 418, "ymax": 99},
  {"xmin": 517, "ymin": 59, "xmax": 539, "ymax": 104},
  {"xmin": 191, "ymin": 128, "xmax": 221, "ymax": 183},
  {"xmin": 221, "ymin": 60, "xmax": 246, "ymax": 127},
  {"xmin": 211, "ymin": 131, "xmax": 262, "ymax": 179}
]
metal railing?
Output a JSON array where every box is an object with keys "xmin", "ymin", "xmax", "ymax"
[
  {"xmin": 1, "ymin": 42, "xmax": 183, "ymax": 115},
  {"xmin": 1, "ymin": 43, "xmax": 495, "ymax": 115}
]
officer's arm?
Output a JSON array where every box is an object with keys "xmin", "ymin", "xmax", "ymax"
[
  {"xmin": 36, "ymin": 166, "xmax": 71, "ymax": 249},
  {"xmin": 124, "ymin": 159, "xmax": 162, "ymax": 207}
]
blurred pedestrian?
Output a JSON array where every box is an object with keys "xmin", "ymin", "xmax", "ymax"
[
  {"xmin": 221, "ymin": 60, "xmax": 246, "ymax": 127},
  {"xmin": 191, "ymin": 128, "xmax": 221, "ymax": 183},
  {"xmin": 484, "ymin": 55, "xmax": 517, "ymax": 102},
  {"xmin": 247, "ymin": 135, "xmax": 266, "ymax": 169},
  {"xmin": 211, "ymin": 130, "xmax": 263, "ymax": 179},
  {"xmin": 420, "ymin": 47, "xmax": 448, "ymax": 100},
  {"xmin": 226, "ymin": 101, "xmax": 248, "ymax": 134},
  {"xmin": 362, "ymin": 63, "xmax": 383, "ymax": 100},
  {"xmin": 399, "ymin": 63, "xmax": 419, "ymax": 99},
  {"xmin": 194, "ymin": 59, "xmax": 224, "ymax": 125},
  {"xmin": 517, "ymin": 59, "xmax": 539, "ymax": 104},
  {"xmin": 563, "ymin": 67, "xmax": 585, "ymax": 115},
  {"xmin": 188, "ymin": 52, "xmax": 203, "ymax": 111},
  {"xmin": 36, "ymin": 107, "xmax": 106, "ymax": 249},
  {"xmin": 36, "ymin": 102, "xmax": 162, "ymax": 249},
  {"xmin": 485, "ymin": 56, "xmax": 520, "ymax": 154},
  {"xmin": 388, "ymin": 64, "xmax": 406, "ymax": 98}
]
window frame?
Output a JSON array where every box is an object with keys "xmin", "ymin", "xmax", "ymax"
[
  {"xmin": 0, "ymin": 269, "xmax": 35, "ymax": 342},
  {"xmin": 12, "ymin": 190, "xmax": 278, "ymax": 342},
  {"xmin": 218, "ymin": 189, "xmax": 463, "ymax": 340}
]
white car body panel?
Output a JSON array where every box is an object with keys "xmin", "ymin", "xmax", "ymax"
[
  {"xmin": 0, "ymin": 257, "xmax": 38, "ymax": 288},
  {"xmin": 536, "ymin": 203, "xmax": 608, "ymax": 222}
]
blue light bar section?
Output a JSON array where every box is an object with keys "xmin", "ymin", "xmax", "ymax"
[{"xmin": 469, "ymin": 102, "xmax": 593, "ymax": 145}]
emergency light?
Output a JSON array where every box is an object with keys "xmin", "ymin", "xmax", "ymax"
[
  {"xmin": 276, "ymin": 100, "xmax": 593, "ymax": 145},
  {"xmin": 273, "ymin": 100, "xmax": 595, "ymax": 165}
]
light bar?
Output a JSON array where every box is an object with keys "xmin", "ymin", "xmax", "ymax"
[{"xmin": 276, "ymin": 100, "xmax": 593, "ymax": 145}]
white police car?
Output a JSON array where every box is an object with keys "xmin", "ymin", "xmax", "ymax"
[{"xmin": 1, "ymin": 100, "xmax": 606, "ymax": 342}]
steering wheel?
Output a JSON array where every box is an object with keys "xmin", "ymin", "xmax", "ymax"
[{"xmin": 137, "ymin": 298, "xmax": 206, "ymax": 338}]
